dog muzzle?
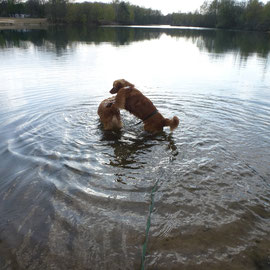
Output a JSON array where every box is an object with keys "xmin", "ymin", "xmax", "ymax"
[{"xmin": 110, "ymin": 88, "xmax": 117, "ymax": 94}]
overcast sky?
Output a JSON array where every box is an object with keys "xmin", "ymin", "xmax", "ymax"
[{"xmin": 86, "ymin": 0, "xmax": 269, "ymax": 15}]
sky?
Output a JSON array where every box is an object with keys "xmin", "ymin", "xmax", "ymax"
[{"xmin": 86, "ymin": 0, "xmax": 270, "ymax": 15}]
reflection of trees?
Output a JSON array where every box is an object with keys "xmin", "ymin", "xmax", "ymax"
[
  {"xmin": 1, "ymin": 26, "xmax": 270, "ymax": 58},
  {"xmin": 163, "ymin": 28, "xmax": 270, "ymax": 58},
  {"xmin": 191, "ymin": 30, "xmax": 270, "ymax": 58},
  {"xmin": 0, "ymin": 29, "xmax": 48, "ymax": 49},
  {"xmin": 0, "ymin": 27, "xmax": 162, "ymax": 53}
]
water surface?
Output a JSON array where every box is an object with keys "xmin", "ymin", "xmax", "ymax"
[{"xmin": 0, "ymin": 26, "xmax": 270, "ymax": 269}]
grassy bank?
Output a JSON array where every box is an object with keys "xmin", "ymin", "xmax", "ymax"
[{"xmin": 0, "ymin": 18, "xmax": 47, "ymax": 29}]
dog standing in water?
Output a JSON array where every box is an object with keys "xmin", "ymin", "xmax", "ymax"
[
  {"xmin": 110, "ymin": 79, "xmax": 179, "ymax": 133},
  {"xmin": 97, "ymin": 96, "xmax": 123, "ymax": 130}
]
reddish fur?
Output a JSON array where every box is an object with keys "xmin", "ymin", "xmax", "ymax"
[
  {"xmin": 110, "ymin": 79, "xmax": 179, "ymax": 133},
  {"xmin": 97, "ymin": 96, "xmax": 123, "ymax": 130}
]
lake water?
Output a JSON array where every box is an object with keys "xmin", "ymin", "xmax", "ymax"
[{"xmin": 0, "ymin": 26, "xmax": 270, "ymax": 270}]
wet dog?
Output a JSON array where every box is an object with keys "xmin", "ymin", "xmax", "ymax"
[
  {"xmin": 97, "ymin": 96, "xmax": 123, "ymax": 130},
  {"xmin": 110, "ymin": 79, "xmax": 179, "ymax": 133}
]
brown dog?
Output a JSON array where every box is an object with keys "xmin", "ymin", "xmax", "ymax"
[
  {"xmin": 98, "ymin": 96, "xmax": 123, "ymax": 130},
  {"xmin": 110, "ymin": 79, "xmax": 179, "ymax": 133}
]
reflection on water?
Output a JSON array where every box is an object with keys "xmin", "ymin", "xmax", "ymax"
[
  {"xmin": 1, "ymin": 26, "xmax": 270, "ymax": 58},
  {"xmin": 0, "ymin": 26, "xmax": 270, "ymax": 269}
]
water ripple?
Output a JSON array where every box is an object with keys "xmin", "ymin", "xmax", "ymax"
[{"xmin": 1, "ymin": 75, "xmax": 270, "ymax": 269}]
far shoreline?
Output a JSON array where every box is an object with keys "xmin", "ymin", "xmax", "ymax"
[
  {"xmin": 0, "ymin": 17, "xmax": 48, "ymax": 29},
  {"xmin": 0, "ymin": 17, "xmax": 269, "ymax": 34}
]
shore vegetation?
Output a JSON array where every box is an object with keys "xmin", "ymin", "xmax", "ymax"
[{"xmin": 0, "ymin": 0, "xmax": 269, "ymax": 31}]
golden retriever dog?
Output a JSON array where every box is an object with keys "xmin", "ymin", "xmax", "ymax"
[
  {"xmin": 98, "ymin": 96, "xmax": 123, "ymax": 130},
  {"xmin": 110, "ymin": 79, "xmax": 179, "ymax": 133}
]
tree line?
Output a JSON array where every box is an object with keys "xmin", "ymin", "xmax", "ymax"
[
  {"xmin": 0, "ymin": 0, "xmax": 163, "ymax": 25},
  {"xmin": 169, "ymin": 0, "xmax": 270, "ymax": 32},
  {"xmin": 0, "ymin": 0, "xmax": 270, "ymax": 31}
]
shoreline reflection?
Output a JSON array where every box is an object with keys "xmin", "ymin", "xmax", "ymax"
[{"xmin": 1, "ymin": 26, "xmax": 270, "ymax": 59}]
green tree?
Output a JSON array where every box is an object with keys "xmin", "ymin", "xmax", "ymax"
[
  {"xmin": 46, "ymin": 0, "xmax": 67, "ymax": 22},
  {"xmin": 115, "ymin": 1, "xmax": 130, "ymax": 24},
  {"xmin": 26, "ymin": 0, "xmax": 45, "ymax": 17},
  {"xmin": 216, "ymin": 0, "xmax": 237, "ymax": 28},
  {"xmin": 200, "ymin": 0, "xmax": 219, "ymax": 27},
  {"xmin": 244, "ymin": 0, "xmax": 264, "ymax": 30},
  {"xmin": 261, "ymin": 2, "xmax": 270, "ymax": 31}
]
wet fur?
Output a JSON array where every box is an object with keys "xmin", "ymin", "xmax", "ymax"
[
  {"xmin": 97, "ymin": 96, "xmax": 123, "ymax": 130},
  {"xmin": 110, "ymin": 79, "xmax": 179, "ymax": 133}
]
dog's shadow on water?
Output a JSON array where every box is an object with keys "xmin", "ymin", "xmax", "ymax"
[{"xmin": 98, "ymin": 123, "xmax": 178, "ymax": 172}]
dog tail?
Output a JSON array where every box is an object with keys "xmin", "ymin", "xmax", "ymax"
[{"xmin": 164, "ymin": 116, "xmax": 179, "ymax": 131}]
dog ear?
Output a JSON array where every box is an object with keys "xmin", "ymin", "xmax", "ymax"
[
  {"xmin": 118, "ymin": 80, "xmax": 125, "ymax": 89},
  {"xmin": 122, "ymin": 80, "xmax": 134, "ymax": 88}
]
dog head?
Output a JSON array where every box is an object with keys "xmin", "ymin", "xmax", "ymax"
[{"xmin": 110, "ymin": 79, "xmax": 134, "ymax": 94}]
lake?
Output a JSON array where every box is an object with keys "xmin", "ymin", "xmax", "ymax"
[{"xmin": 0, "ymin": 25, "xmax": 270, "ymax": 270}]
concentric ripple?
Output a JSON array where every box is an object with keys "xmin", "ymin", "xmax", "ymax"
[
  {"xmin": 1, "ymin": 90, "xmax": 269, "ymax": 269},
  {"xmin": 1, "ymin": 28, "xmax": 270, "ymax": 270}
]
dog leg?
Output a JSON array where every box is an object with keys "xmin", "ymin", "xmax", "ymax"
[{"xmin": 114, "ymin": 95, "xmax": 126, "ymax": 110}]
